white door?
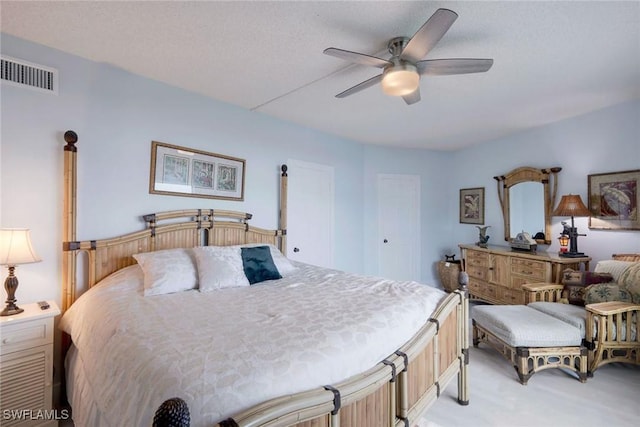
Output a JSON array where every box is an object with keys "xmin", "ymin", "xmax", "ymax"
[
  {"xmin": 377, "ymin": 174, "xmax": 421, "ymax": 281},
  {"xmin": 286, "ymin": 160, "xmax": 334, "ymax": 268}
]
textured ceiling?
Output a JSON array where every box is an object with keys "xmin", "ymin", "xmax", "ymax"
[{"xmin": 2, "ymin": 1, "xmax": 639, "ymax": 150}]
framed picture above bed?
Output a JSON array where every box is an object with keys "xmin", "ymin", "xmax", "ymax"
[
  {"xmin": 149, "ymin": 141, "xmax": 245, "ymax": 201},
  {"xmin": 588, "ymin": 169, "xmax": 639, "ymax": 230},
  {"xmin": 460, "ymin": 187, "xmax": 485, "ymax": 224}
]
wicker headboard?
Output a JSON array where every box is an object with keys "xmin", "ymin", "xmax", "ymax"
[
  {"xmin": 64, "ymin": 209, "xmax": 284, "ymax": 287},
  {"xmin": 61, "ymin": 132, "xmax": 288, "ymax": 311},
  {"xmin": 612, "ymin": 254, "xmax": 640, "ymax": 262}
]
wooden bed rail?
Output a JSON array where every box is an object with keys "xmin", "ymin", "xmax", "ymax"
[{"xmin": 222, "ymin": 288, "xmax": 469, "ymax": 427}]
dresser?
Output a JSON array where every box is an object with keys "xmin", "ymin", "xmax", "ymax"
[
  {"xmin": 459, "ymin": 244, "xmax": 590, "ymax": 305},
  {"xmin": 0, "ymin": 301, "xmax": 60, "ymax": 427}
]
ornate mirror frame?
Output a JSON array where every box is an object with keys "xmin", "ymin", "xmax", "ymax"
[{"xmin": 494, "ymin": 166, "xmax": 562, "ymax": 245}]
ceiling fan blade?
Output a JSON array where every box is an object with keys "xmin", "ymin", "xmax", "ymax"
[
  {"xmin": 400, "ymin": 8, "xmax": 458, "ymax": 63},
  {"xmin": 403, "ymin": 89, "xmax": 421, "ymax": 105},
  {"xmin": 324, "ymin": 48, "xmax": 391, "ymax": 68},
  {"xmin": 335, "ymin": 74, "xmax": 384, "ymax": 98},
  {"xmin": 416, "ymin": 58, "xmax": 494, "ymax": 75}
]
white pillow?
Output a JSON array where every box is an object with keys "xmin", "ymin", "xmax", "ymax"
[
  {"xmin": 133, "ymin": 248, "xmax": 198, "ymax": 296},
  {"xmin": 240, "ymin": 243, "xmax": 297, "ymax": 276},
  {"xmin": 192, "ymin": 246, "xmax": 250, "ymax": 292}
]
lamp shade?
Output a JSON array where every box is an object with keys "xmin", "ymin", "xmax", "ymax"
[
  {"xmin": 0, "ymin": 229, "xmax": 41, "ymax": 266},
  {"xmin": 552, "ymin": 194, "xmax": 590, "ymax": 217},
  {"xmin": 381, "ymin": 64, "xmax": 419, "ymax": 96}
]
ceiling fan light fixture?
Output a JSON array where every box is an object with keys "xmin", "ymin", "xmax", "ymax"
[{"xmin": 381, "ymin": 64, "xmax": 419, "ymax": 96}]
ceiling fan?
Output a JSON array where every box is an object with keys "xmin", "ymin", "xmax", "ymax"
[{"xmin": 323, "ymin": 8, "xmax": 493, "ymax": 105}]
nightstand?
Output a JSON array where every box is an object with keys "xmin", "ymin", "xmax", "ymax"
[{"xmin": 1, "ymin": 301, "xmax": 60, "ymax": 427}]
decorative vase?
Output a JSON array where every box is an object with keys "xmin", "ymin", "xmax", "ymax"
[
  {"xmin": 476, "ymin": 225, "xmax": 490, "ymax": 248},
  {"xmin": 437, "ymin": 254, "xmax": 461, "ymax": 293}
]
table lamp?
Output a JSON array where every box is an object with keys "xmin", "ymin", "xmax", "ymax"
[
  {"xmin": 0, "ymin": 228, "xmax": 41, "ymax": 316},
  {"xmin": 558, "ymin": 232, "xmax": 570, "ymax": 254},
  {"xmin": 552, "ymin": 195, "xmax": 590, "ymax": 258}
]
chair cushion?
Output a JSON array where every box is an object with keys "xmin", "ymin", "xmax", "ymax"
[
  {"xmin": 618, "ymin": 262, "xmax": 640, "ymax": 303},
  {"xmin": 472, "ymin": 305, "xmax": 582, "ymax": 347},
  {"xmin": 594, "ymin": 260, "xmax": 636, "ymax": 282},
  {"xmin": 584, "ymin": 283, "xmax": 632, "ymax": 305},
  {"xmin": 528, "ymin": 302, "xmax": 587, "ymax": 337},
  {"xmin": 562, "ymin": 269, "xmax": 614, "ymax": 306}
]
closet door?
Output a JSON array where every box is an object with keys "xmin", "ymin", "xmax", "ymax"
[
  {"xmin": 286, "ymin": 159, "xmax": 334, "ymax": 268},
  {"xmin": 377, "ymin": 174, "xmax": 421, "ymax": 281}
]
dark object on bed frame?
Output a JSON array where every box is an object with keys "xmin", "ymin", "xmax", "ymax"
[{"xmin": 153, "ymin": 398, "xmax": 191, "ymax": 427}]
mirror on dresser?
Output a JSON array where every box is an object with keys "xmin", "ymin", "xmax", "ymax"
[{"xmin": 494, "ymin": 166, "xmax": 561, "ymax": 245}]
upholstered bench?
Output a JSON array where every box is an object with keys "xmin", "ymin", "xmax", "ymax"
[{"xmin": 472, "ymin": 305, "xmax": 587, "ymax": 384}]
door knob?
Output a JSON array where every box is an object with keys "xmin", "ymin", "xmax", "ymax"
[
  {"xmin": 293, "ymin": 247, "xmax": 300, "ymax": 253},
  {"xmin": 383, "ymin": 239, "xmax": 388, "ymax": 243}
]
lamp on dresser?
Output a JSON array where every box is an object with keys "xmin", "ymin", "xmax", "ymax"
[
  {"xmin": 552, "ymin": 195, "xmax": 591, "ymax": 258},
  {"xmin": 0, "ymin": 228, "xmax": 41, "ymax": 316},
  {"xmin": 557, "ymin": 232, "xmax": 570, "ymax": 254}
]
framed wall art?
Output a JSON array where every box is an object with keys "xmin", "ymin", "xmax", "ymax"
[
  {"xmin": 460, "ymin": 187, "xmax": 485, "ymax": 225},
  {"xmin": 588, "ymin": 169, "xmax": 639, "ymax": 230},
  {"xmin": 149, "ymin": 141, "xmax": 245, "ymax": 201}
]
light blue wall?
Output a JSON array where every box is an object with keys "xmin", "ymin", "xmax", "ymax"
[
  {"xmin": 1, "ymin": 33, "xmax": 638, "ymax": 308},
  {"xmin": 362, "ymin": 146, "xmax": 454, "ymax": 283},
  {"xmin": 450, "ymin": 100, "xmax": 640, "ymax": 263},
  {"xmin": 0, "ymin": 34, "xmax": 365, "ymax": 305}
]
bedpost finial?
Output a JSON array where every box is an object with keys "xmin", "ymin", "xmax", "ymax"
[
  {"xmin": 458, "ymin": 271, "xmax": 469, "ymax": 294},
  {"xmin": 153, "ymin": 398, "xmax": 190, "ymax": 427},
  {"xmin": 281, "ymin": 164, "xmax": 288, "ymax": 176},
  {"xmin": 64, "ymin": 130, "xmax": 78, "ymax": 152}
]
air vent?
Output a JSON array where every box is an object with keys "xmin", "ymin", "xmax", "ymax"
[{"xmin": 1, "ymin": 55, "xmax": 58, "ymax": 94}]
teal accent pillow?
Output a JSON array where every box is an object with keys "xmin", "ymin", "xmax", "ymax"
[{"xmin": 241, "ymin": 246, "xmax": 282, "ymax": 285}]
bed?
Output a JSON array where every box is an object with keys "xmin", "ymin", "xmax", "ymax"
[{"xmin": 59, "ymin": 131, "xmax": 469, "ymax": 427}]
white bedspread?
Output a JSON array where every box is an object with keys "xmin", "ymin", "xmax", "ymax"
[{"xmin": 60, "ymin": 263, "xmax": 446, "ymax": 427}]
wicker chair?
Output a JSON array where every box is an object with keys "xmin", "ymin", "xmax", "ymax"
[{"xmin": 524, "ymin": 254, "xmax": 640, "ymax": 375}]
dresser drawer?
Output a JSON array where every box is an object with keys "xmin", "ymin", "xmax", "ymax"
[
  {"xmin": 0, "ymin": 317, "xmax": 54, "ymax": 356},
  {"xmin": 510, "ymin": 275, "xmax": 530, "ymax": 289},
  {"xmin": 500, "ymin": 287, "xmax": 525, "ymax": 305},
  {"xmin": 466, "ymin": 251, "xmax": 489, "ymax": 267},
  {"xmin": 469, "ymin": 278, "xmax": 498, "ymax": 300},
  {"xmin": 467, "ymin": 265, "xmax": 488, "ymax": 281},
  {"xmin": 468, "ymin": 279, "xmax": 483, "ymax": 296},
  {"xmin": 511, "ymin": 258, "xmax": 547, "ymax": 281}
]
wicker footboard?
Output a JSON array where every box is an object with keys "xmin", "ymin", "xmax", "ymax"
[{"xmin": 153, "ymin": 289, "xmax": 469, "ymax": 427}]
